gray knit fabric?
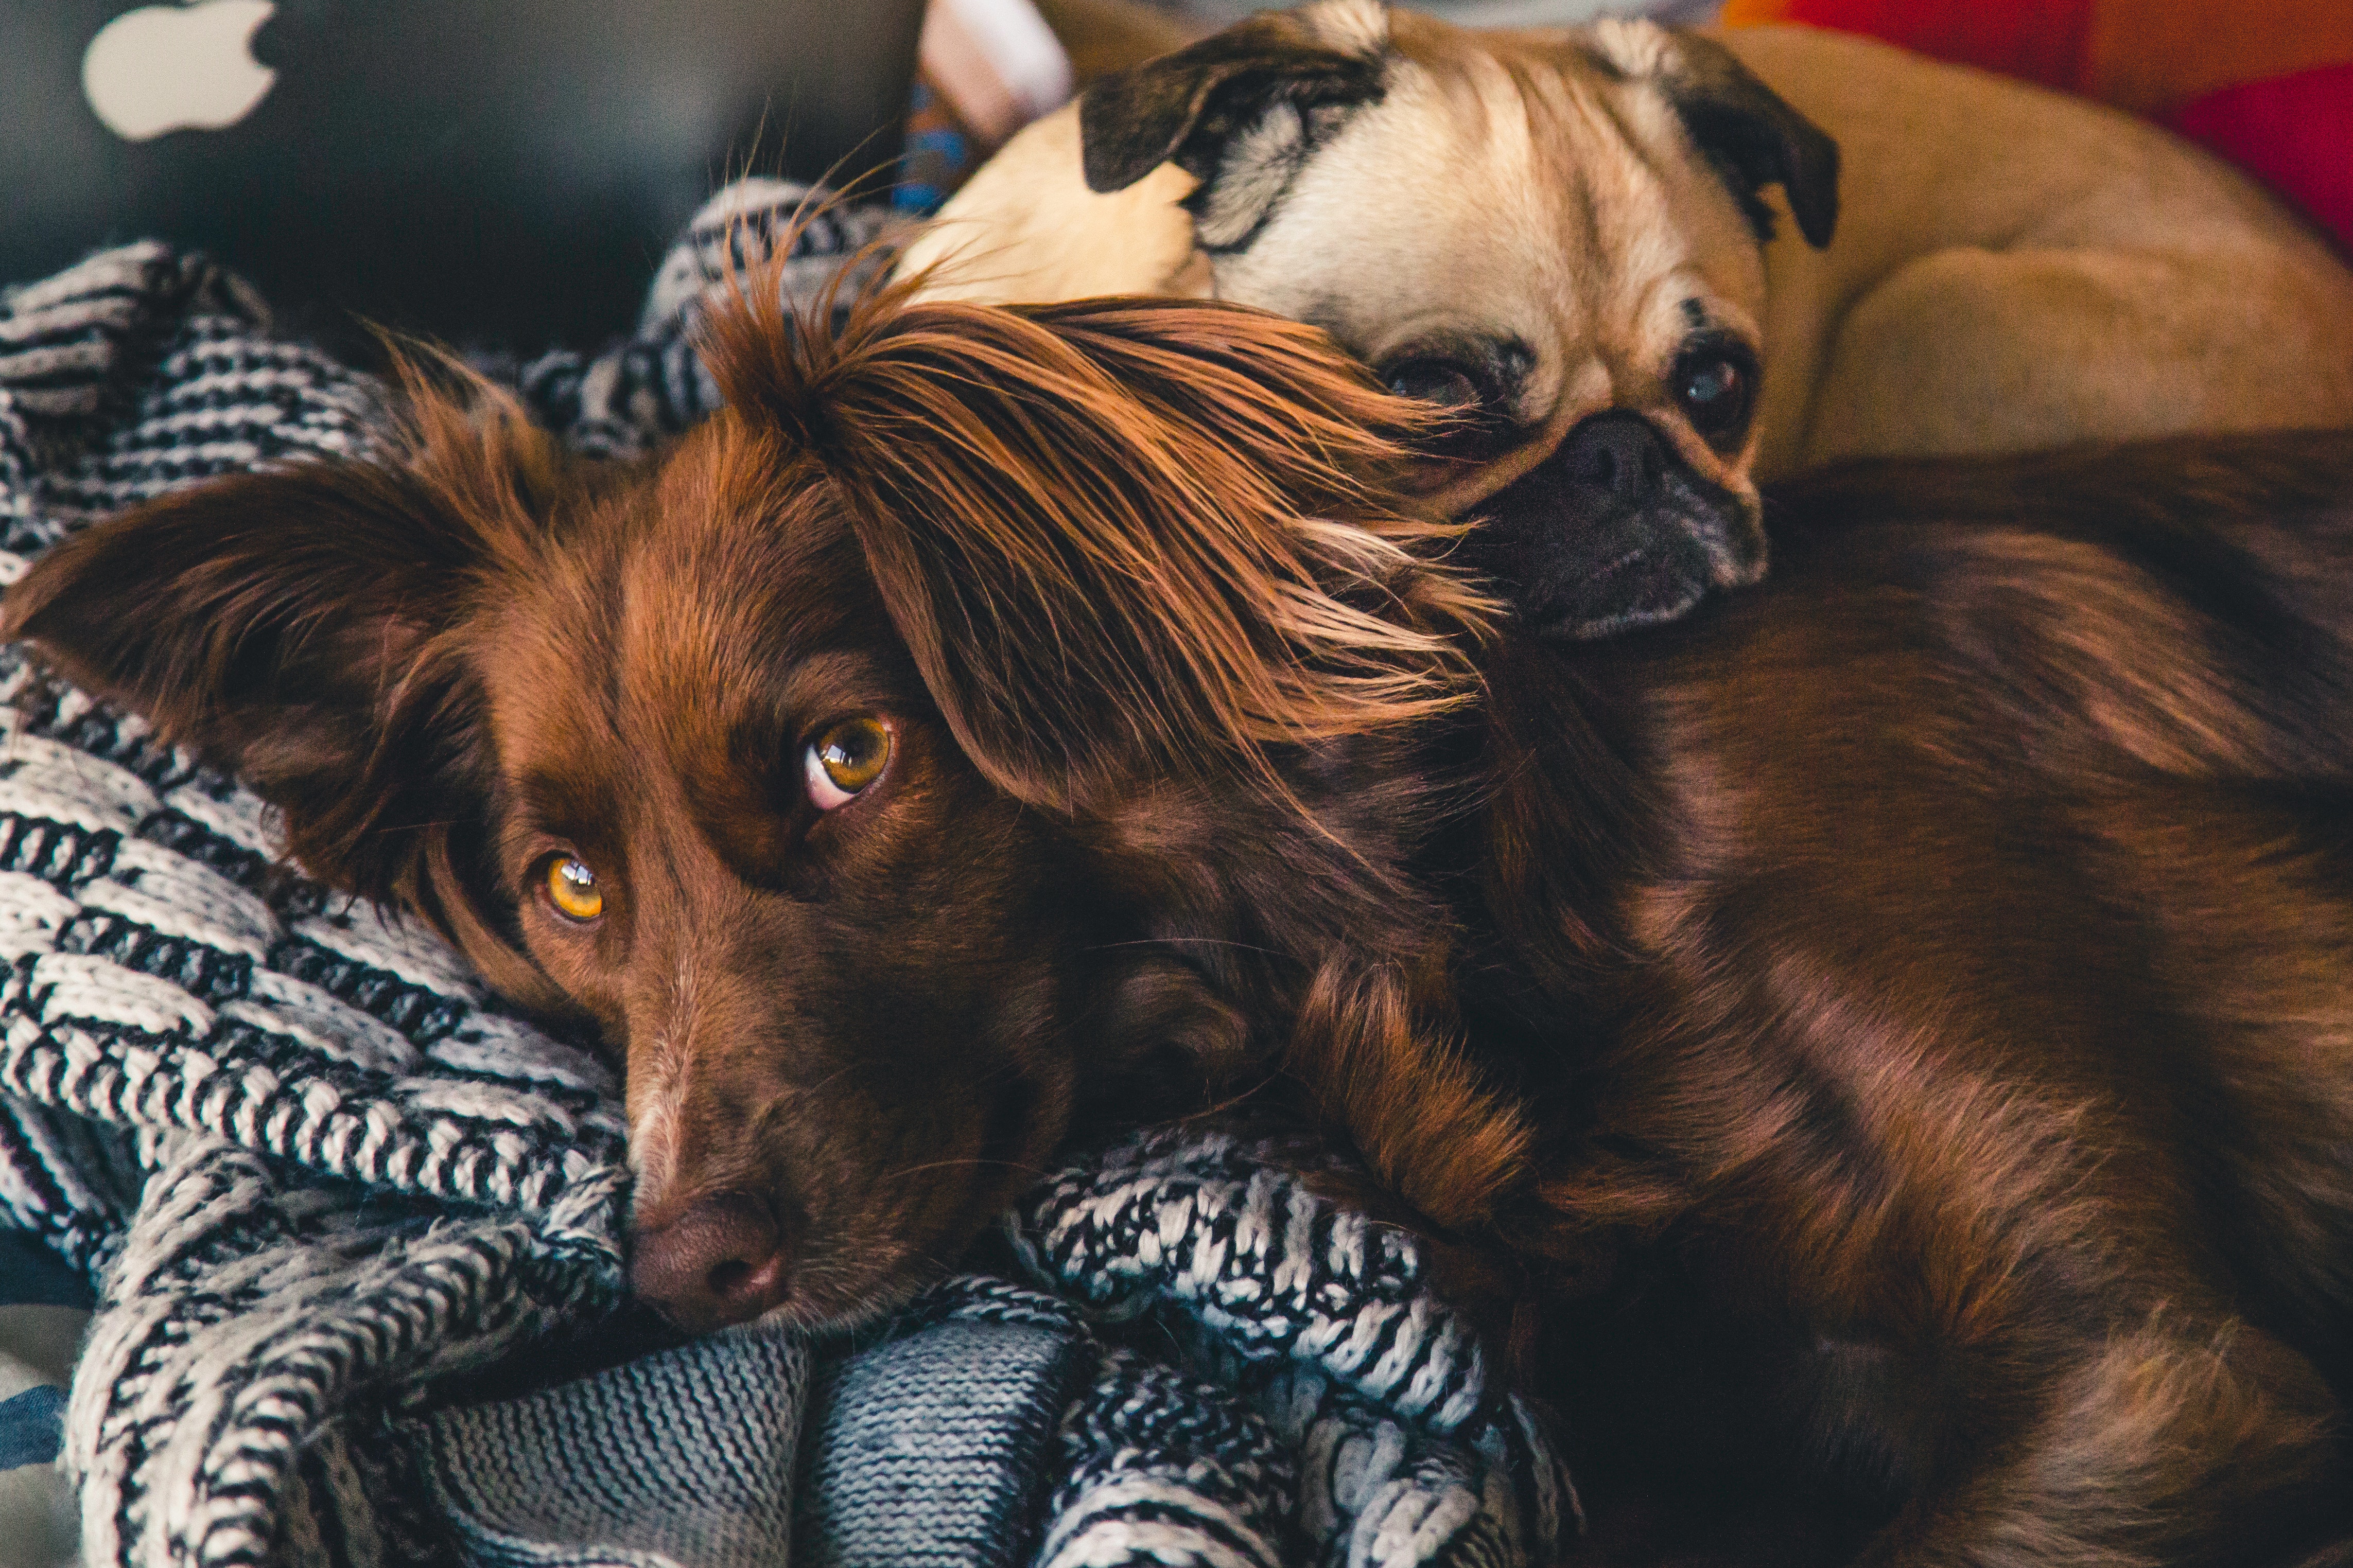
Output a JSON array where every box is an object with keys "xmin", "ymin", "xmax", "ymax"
[
  {"xmin": 0, "ymin": 181, "xmax": 1576, "ymax": 1568},
  {"xmin": 795, "ymin": 1282, "xmax": 1090, "ymax": 1568},
  {"xmin": 416, "ymin": 1324, "xmax": 808, "ymax": 1568}
]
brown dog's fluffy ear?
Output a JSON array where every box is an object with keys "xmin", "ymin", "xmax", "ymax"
[
  {"xmin": 1592, "ymin": 20, "xmax": 1840, "ymax": 250},
  {"xmin": 704, "ymin": 279, "xmax": 1490, "ymax": 814},
  {"xmin": 0, "ymin": 360, "xmax": 556, "ymax": 922},
  {"xmin": 1076, "ymin": 0, "xmax": 1389, "ymax": 197}
]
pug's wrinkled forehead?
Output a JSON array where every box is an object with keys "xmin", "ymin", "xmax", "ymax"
[
  {"xmin": 1060, "ymin": 1, "xmax": 1840, "ymax": 640},
  {"xmin": 1077, "ymin": 1, "xmax": 1837, "ymax": 477}
]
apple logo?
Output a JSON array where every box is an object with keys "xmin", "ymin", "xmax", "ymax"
[{"xmin": 82, "ymin": 0, "xmax": 278, "ymax": 143}]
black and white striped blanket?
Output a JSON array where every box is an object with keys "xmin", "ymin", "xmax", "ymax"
[{"xmin": 0, "ymin": 181, "xmax": 1574, "ymax": 1568}]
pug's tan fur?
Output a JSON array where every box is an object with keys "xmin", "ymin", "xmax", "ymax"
[{"xmin": 900, "ymin": 5, "xmax": 2353, "ymax": 498}]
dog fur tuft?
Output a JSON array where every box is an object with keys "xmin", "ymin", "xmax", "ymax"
[{"xmin": 698, "ymin": 268, "xmax": 1494, "ymax": 813}]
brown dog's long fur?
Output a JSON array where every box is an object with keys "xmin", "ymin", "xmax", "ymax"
[
  {"xmin": 1443, "ymin": 433, "xmax": 2353, "ymax": 1565},
  {"xmin": 1, "ymin": 279, "xmax": 1527, "ymax": 1329},
  {"xmin": 9, "ymin": 278, "xmax": 2353, "ymax": 1564}
]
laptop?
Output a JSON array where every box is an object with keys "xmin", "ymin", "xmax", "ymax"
[{"xmin": 1, "ymin": 0, "xmax": 926, "ymax": 347}]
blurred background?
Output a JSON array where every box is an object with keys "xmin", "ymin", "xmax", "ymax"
[{"xmin": 4, "ymin": 0, "xmax": 2344, "ymax": 352}]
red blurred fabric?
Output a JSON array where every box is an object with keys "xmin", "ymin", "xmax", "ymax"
[
  {"xmin": 2169, "ymin": 63, "xmax": 2353, "ymax": 254},
  {"xmin": 1725, "ymin": 0, "xmax": 2095, "ymax": 91}
]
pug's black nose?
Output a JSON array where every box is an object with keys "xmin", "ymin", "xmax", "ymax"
[
  {"xmin": 1559, "ymin": 413, "xmax": 1667, "ymax": 509},
  {"xmin": 630, "ymin": 1191, "xmax": 791, "ymax": 1332}
]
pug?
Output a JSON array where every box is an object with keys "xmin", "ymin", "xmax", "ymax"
[{"xmin": 897, "ymin": 2, "xmax": 2353, "ymax": 639}]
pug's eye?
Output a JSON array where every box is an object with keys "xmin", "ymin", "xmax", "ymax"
[
  {"xmin": 543, "ymin": 855, "xmax": 604, "ymax": 924},
  {"xmin": 1679, "ymin": 358, "xmax": 1740, "ymax": 415},
  {"xmin": 1380, "ymin": 351, "xmax": 1524, "ymax": 466},
  {"xmin": 805, "ymin": 716, "xmax": 894, "ymax": 810},
  {"xmin": 1672, "ymin": 344, "xmax": 1757, "ymax": 445},
  {"xmin": 1384, "ymin": 358, "xmax": 1484, "ymax": 411}
]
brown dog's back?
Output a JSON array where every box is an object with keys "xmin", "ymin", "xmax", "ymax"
[{"xmin": 1450, "ymin": 434, "xmax": 2353, "ymax": 1562}]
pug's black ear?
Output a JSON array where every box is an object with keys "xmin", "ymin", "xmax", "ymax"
[
  {"xmin": 1596, "ymin": 22, "xmax": 1840, "ymax": 250},
  {"xmin": 1078, "ymin": 0, "xmax": 1389, "ymax": 207}
]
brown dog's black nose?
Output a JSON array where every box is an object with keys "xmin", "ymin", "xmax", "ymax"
[{"xmin": 629, "ymin": 1191, "xmax": 791, "ymax": 1332}]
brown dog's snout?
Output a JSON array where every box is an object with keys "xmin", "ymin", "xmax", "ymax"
[{"xmin": 630, "ymin": 1191, "xmax": 793, "ymax": 1332}]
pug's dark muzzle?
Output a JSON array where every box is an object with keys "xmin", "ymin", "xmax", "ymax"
[{"xmin": 1471, "ymin": 413, "xmax": 1766, "ymax": 641}]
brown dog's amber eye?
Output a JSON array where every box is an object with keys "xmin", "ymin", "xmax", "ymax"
[
  {"xmin": 805, "ymin": 717, "xmax": 893, "ymax": 810},
  {"xmin": 545, "ymin": 856, "xmax": 604, "ymax": 923}
]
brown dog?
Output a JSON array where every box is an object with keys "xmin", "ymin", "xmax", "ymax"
[
  {"xmin": 0, "ymin": 286, "xmax": 1518, "ymax": 1334},
  {"xmin": 10, "ymin": 281, "xmax": 2353, "ymax": 1564}
]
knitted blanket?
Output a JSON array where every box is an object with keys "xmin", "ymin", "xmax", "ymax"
[{"xmin": 0, "ymin": 182, "xmax": 1575, "ymax": 1568}]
